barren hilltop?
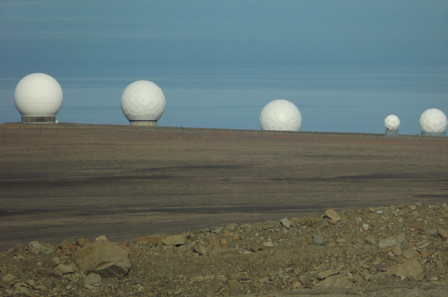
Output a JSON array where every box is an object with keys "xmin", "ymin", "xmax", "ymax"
[{"xmin": 0, "ymin": 123, "xmax": 447, "ymax": 296}]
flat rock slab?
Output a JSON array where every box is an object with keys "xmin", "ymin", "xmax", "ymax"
[{"xmin": 75, "ymin": 239, "xmax": 131, "ymax": 278}]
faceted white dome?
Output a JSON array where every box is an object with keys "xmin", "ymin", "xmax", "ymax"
[
  {"xmin": 14, "ymin": 73, "xmax": 63, "ymax": 116},
  {"xmin": 419, "ymin": 108, "xmax": 447, "ymax": 133},
  {"xmin": 260, "ymin": 99, "xmax": 302, "ymax": 131},
  {"xmin": 384, "ymin": 114, "xmax": 400, "ymax": 130},
  {"xmin": 121, "ymin": 80, "xmax": 166, "ymax": 121}
]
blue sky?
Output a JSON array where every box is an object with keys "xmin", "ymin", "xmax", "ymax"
[{"xmin": 1, "ymin": 0, "xmax": 447, "ymax": 133}]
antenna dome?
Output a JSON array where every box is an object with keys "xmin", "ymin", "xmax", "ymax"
[
  {"xmin": 14, "ymin": 73, "xmax": 63, "ymax": 116},
  {"xmin": 260, "ymin": 99, "xmax": 302, "ymax": 131},
  {"xmin": 121, "ymin": 80, "xmax": 166, "ymax": 123}
]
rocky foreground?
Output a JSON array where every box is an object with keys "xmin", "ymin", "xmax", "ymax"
[{"xmin": 1, "ymin": 203, "xmax": 448, "ymax": 297}]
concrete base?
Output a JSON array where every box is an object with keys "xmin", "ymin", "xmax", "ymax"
[
  {"xmin": 22, "ymin": 115, "xmax": 56, "ymax": 124},
  {"xmin": 129, "ymin": 120, "xmax": 157, "ymax": 127},
  {"xmin": 421, "ymin": 131, "xmax": 446, "ymax": 137},
  {"xmin": 385, "ymin": 129, "xmax": 399, "ymax": 136}
]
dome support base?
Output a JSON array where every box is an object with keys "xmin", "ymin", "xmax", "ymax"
[
  {"xmin": 421, "ymin": 131, "xmax": 446, "ymax": 137},
  {"xmin": 385, "ymin": 129, "xmax": 399, "ymax": 136},
  {"xmin": 129, "ymin": 120, "xmax": 157, "ymax": 127},
  {"xmin": 21, "ymin": 115, "xmax": 56, "ymax": 124}
]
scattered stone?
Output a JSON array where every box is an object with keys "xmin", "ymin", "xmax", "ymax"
[
  {"xmin": 211, "ymin": 227, "xmax": 223, "ymax": 233},
  {"xmin": 392, "ymin": 245, "xmax": 402, "ymax": 256},
  {"xmin": 262, "ymin": 221, "xmax": 277, "ymax": 230},
  {"xmin": 364, "ymin": 235, "xmax": 376, "ymax": 245},
  {"xmin": 33, "ymin": 285, "xmax": 47, "ymax": 291},
  {"xmin": 317, "ymin": 275, "xmax": 353, "ymax": 288},
  {"xmin": 161, "ymin": 235, "xmax": 186, "ymax": 246},
  {"xmin": 426, "ymin": 229, "xmax": 438, "ymax": 236},
  {"xmin": 193, "ymin": 244, "xmax": 208, "ymax": 255},
  {"xmin": 395, "ymin": 233, "xmax": 406, "ymax": 244},
  {"xmin": 2, "ymin": 202, "xmax": 448, "ymax": 296},
  {"xmin": 410, "ymin": 224, "xmax": 423, "ymax": 230},
  {"xmin": 1, "ymin": 274, "xmax": 17, "ymax": 287},
  {"xmin": 387, "ymin": 258, "xmax": 424, "ymax": 281},
  {"xmin": 263, "ymin": 242, "xmax": 274, "ymax": 247},
  {"xmin": 378, "ymin": 237, "xmax": 398, "ymax": 249},
  {"xmin": 13, "ymin": 285, "xmax": 30, "ymax": 296},
  {"xmin": 76, "ymin": 238, "xmax": 91, "ymax": 248},
  {"xmin": 402, "ymin": 248, "xmax": 419, "ymax": 259},
  {"xmin": 224, "ymin": 223, "xmax": 238, "ymax": 231},
  {"xmin": 438, "ymin": 228, "xmax": 448, "ymax": 239},
  {"xmin": 85, "ymin": 273, "xmax": 101, "ymax": 286},
  {"xmin": 325, "ymin": 209, "xmax": 341, "ymax": 223},
  {"xmin": 313, "ymin": 235, "xmax": 328, "ymax": 246},
  {"xmin": 39, "ymin": 243, "xmax": 54, "ymax": 255},
  {"xmin": 75, "ymin": 238, "xmax": 131, "ymax": 278},
  {"xmin": 137, "ymin": 236, "xmax": 165, "ymax": 246},
  {"xmin": 28, "ymin": 241, "xmax": 42, "ymax": 254},
  {"xmin": 318, "ymin": 269, "xmax": 339, "ymax": 279},
  {"xmin": 49, "ymin": 257, "xmax": 61, "ymax": 268},
  {"xmin": 54, "ymin": 264, "xmax": 74, "ymax": 276},
  {"xmin": 280, "ymin": 217, "xmax": 291, "ymax": 228}
]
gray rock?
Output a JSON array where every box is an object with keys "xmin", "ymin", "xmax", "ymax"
[
  {"xmin": 211, "ymin": 227, "xmax": 223, "ymax": 233},
  {"xmin": 426, "ymin": 229, "xmax": 438, "ymax": 236},
  {"xmin": 378, "ymin": 237, "xmax": 398, "ymax": 249},
  {"xmin": 280, "ymin": 217, "xmax": 291, "ymax": 229},
  {"xmin": 313, "ymin": 235, "xmax": 328, "ymax": 246}
]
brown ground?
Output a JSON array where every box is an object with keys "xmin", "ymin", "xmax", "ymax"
[
  {"xmin": 1, "ymin": 123, "xmax": 448, "ymax": 297},
  {"xmin": 0, "ymin": 123, "xmax": 447, "ymax": 251}
]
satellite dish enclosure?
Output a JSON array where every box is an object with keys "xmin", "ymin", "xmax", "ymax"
[
  {"xmin": 14, "ymin": 73, "xmax": 63, "ymax": 123},
  {"xmin": 259, "ymin": 99, "xmax": 302, "ymax": 131},
  {"xmin": 121, "ymin": 80, "xmax": 166, "ymax": 126},
  {"xmin": 384, "ymin": 114, "xmax": 400, "ymax": 136},
  {"xmin": 419, "ymin": 108, "xmax": 447, "ymax": 136}
]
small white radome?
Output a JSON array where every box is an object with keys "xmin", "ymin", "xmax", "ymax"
[
  {"xmin": 121, "ymin": 80, "xmax": 166, "ymax": 121},
  {"xmin": 384, "ymin": 114, "xmax": 400, "ymax": 131},
  {"xmin": 14, "ymin": 73, "xmax": 63, "ymax": 116},
  {"xmin": 260, "ymin": 99, "xmax": 302, "ymax": 131},
  {"xmin": 419, "ymin": 108, "xmax": 447, "ymax": 133}
]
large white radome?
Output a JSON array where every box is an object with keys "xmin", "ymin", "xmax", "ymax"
[
  {"xmin": 384, "ymin": 114, "xmax": 400, "ymax": 131},
  {"xmin": 121, "ymin": 80, "xmax": 166, "ymax": 121},
  {"xmin": 419, "ymin": 108, "xmax": 447, "ymax": 133},
  {"xmin": 260, "ymin": 99, "xmax": 302, "ymax": 131},
  {"xmin": 14, "ymin": 73, "xmax": 63, "ymax": 116}
]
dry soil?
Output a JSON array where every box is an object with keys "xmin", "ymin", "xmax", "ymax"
[{"xmin": 0, "ymin": 123, "xmax": 447, "ymax": 296}]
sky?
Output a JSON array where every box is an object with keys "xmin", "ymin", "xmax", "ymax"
[{"xmin": 0, "ymin": 0, "xmax": 447, "ymax": 134}]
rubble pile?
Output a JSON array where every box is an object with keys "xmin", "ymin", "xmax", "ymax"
[{"xmin": 1, "ymin": 203, "xmax": 448, "ymax": 296}]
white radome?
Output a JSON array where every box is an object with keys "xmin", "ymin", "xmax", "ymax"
[
  {"xmin": 121, "ymin": 80, "xmax": 166, "ymax": 121},
  {"xmin": 260, "ymin": 99, "xmax": 302, "ymax": 131},
  {"xmin": 384, "ymin": 114, "xmax": 400, "ymax": 131},
  {"xmin": 419, "ymin": 108, "xmax": 448, "ymax": 133},
  {"xmin": 14, "ymin": 73, "xmax": 63, "ymax": 116}
]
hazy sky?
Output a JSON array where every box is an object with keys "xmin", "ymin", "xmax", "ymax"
[{"xmin": 1, "ymin": 0, "xmax": 447, "ymax": 133}]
